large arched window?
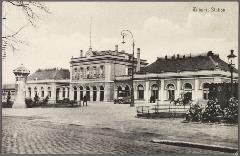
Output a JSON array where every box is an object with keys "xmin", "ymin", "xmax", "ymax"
[
  {"xmin": 79, "ymin": 86, "xmax": 83, "ymax": 101},
  {"xmin": 202, "ymin": 83, "xmax": 210, "ymax": 100},
  {"xmin": 92, "ymin": 86, "xmax": 97, "ymax": 101},
  {"xmin": 137, "ymin": 85, "xmax": 144, "ymax": 100},
  {"xmin": 86, "ymin": 86, "xmax": 90, "ymax": 101},
  {"xmin": 100, "ymin": 86, "xmax": 104, "ymax": 101},
  {"xmin": 151, "ymin": 84, "xmax": 159, "ymax": 99},
  {"xmin": 167, "ymin": 84, "xmax": 175, "ymax": 100},
  {"xmin": 184, "ymin": 83, "xmax": 192, "ymax": 100}
]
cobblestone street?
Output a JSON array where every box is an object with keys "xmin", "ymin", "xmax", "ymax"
[{"xmin": 2, "ymin": 116, "xmax": 233, "ymax": 154}]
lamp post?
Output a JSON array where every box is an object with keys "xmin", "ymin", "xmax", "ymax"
[
  {"xmin": 121, "ymin": 30, "xmax": 135, "ymax": 107},
  {"xmin": 227, "ymin": 50, "xmax": 236, "ymax": 97},
  {"xmin": 156, "ymin": 78, "xmax": 160, "ymax": 113}
]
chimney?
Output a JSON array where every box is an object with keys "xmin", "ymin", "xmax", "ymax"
[
  {"xmin": 115, "ymin": 45, "xmax": 118, "ymax": 52},
  {"xmin": 136, "ymin": 48, "xmax": 141, "ymax": 72},
  {"xmin": 165, "ymin": 55, "xmax": 167, "ymax": 60},
  {"xmin": 80, "ymin": 50, "xmax": 83, "ymax": 57}
]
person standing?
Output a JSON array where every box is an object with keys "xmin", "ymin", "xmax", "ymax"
[{"xmin": 83, "ymin": 94, "xmax": 88, "ymax": 106}]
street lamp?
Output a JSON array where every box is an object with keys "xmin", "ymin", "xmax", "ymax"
[
  {"xmin": 227, "ymin": 49, "xmax": 236, "ymax": 97},
  {"xmin": 121, "ymin": 30, "xmax": 135, "ymax": 107}
]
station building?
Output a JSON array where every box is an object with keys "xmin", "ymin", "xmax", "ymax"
[
  {"xmin": 3, "ymin": 49, "xmax": 238, "ymax": 105},
  {"xmin": 69, "ymin": 45, "xmax": 148, "ymax": 102},
  {"xmin": 114, "ymin": 51, "xmax": 238, "ymax": 104},
  {"xmin": 25, "ymin": 68, "xmax": 70, "ymax": 104}
]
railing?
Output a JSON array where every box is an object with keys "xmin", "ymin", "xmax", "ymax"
[{"xmin": 136, "ymin": 104, "xmax": 190, "ymax": 115}]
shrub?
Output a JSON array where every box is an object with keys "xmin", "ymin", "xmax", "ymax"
[
  {"xmin": 223, "ymin": 97, "xmax": 238, "ymax": 123},
  {"xmin": 62, "ymin": 98, "xmax": 70, "ymax": 104},
  {"xmin": 202, "ymin": 100, "xmax": 223, "ymax": 123},
  {"xmin": 25, "ymin": 98, "xmax": 33, "ymax": 108},
  {"xmin": 187, "ymin": 103, "xmax": 203, "ymax": 122},
  {"xmin": 42, "ymin": 96, "xmax": 49, "ymax": 105},
  {"xmin": 2, "ymin": 102, "xmax": 13, "ymax": 108},
  {"xmin": 69, "ymin": 100, "xmax": 76, "ymax": 107}
]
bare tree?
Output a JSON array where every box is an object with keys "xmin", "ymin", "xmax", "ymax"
[{"xmin": 2, "ymin": 1, "xmax": 50, "ymax": 60}]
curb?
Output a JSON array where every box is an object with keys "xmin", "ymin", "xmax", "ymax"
[{"xmin": 151, "ymin": 139, "xmax": 238, "ymax": 153}]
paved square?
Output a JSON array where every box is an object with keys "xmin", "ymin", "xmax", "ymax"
[{"xmin": 2, "ymin": 102, "xmax": 238, "ymax": 154}]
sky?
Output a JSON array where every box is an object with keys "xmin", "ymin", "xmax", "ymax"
[{"xmin": 2, "ymin": 2, "xmax": 239, "ymax": 84}]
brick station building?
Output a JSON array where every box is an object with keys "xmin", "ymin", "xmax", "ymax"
[{"xmin": 114, "ymin": 51, "xmax": 238, "ymax": 104}]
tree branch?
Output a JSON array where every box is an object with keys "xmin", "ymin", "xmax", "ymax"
[{"xmin": 2, "ymin": 25, "xmax": 27, "ymax": 39}]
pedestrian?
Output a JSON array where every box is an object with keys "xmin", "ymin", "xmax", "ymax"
[{"xmin": 83, "ymin": 94, "xmax": 88, "ymax": 106}]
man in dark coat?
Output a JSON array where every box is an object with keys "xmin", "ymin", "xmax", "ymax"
[{"xmin": 83, "ymin": 94, "xmax": 88, "ymax": 106}]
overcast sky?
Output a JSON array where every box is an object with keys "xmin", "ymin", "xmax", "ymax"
[{"xmin": 2, "ymin": 2, "xmax": 238, "ymax": 84}]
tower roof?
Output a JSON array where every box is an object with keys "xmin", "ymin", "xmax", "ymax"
[{"xmin": 13, "ymin": 64, "xmax": 30, "ymax": 74}]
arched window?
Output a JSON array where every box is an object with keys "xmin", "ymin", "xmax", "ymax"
[
  {"xmin": 151, "ymin": 84, "xmax": 159, "ymax": 100},
  {"xmin": 41, "ymin": 87, "xmax": 44, "ymax": 97},
  {"xmin": 80, "ymin": 67, "xmax": 84, "ymax": 78},
  {"xmin": 28, "ymin": 87, "xmax": 31, "ymax": 98},
  {"xmin": 73, "ymin": 86, "xmax": 77, "ymax": 101},
  {"xmin": 67, "ymin": 87, "xmax": 69, "ymax": 98},
  {"xmin": 62, "ymin": 88, "xmax": 65, "ymax": 98},
  {"xmin": 34, "ymin": 87, "xmax": 37, "ymax": 96},
  {"xmin": 93, "ymin": 86, "xmax": 97, "ymax": 101},
  {"xmin": 100, "ymin": 86, "xmax": 104, "ymax": 101},
  {"xmin": 79, "ymin": 86, "xmax": 83, "ymax": 101},
  {"xmin": 137, "ymin": 85, "xmax": 144, "ymax": 100},
  {"xmin": 56, "ymin": 88, "xmax": 60, "ymax": 101},
  {"xmin": 86, "ymin": 86, "xmax": 90, "ymax": 101},
  {"xmin": 167, "ymin": 84, "xmax": 175, "ymax": 100},
  {"xmin": 202, "ymin": 83, "xmax": 210, "ymax": 100},
  {"xmin": 48, "ymin": 87, "xmax": 51, "ymax": 97},
  {"xmin": 184, "ymin": 83, "xmax": 192, "ymax": 100}
]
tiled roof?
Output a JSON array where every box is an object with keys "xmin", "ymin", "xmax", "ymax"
[
  {"xmin": 2, "ymin": 84, "xmax": 15, "ymax": 90},
  {"xmin": 138, "ymin": 51, "xmax": 238, "ymax": 74},
  {"xmin": 27, "ymin": 68, "xmax": 70, "ymax": 81}
]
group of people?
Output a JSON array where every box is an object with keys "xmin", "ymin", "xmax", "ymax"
[{"xmin": 79, "ymin": 94, "xmax": 88, "ymax": 106}]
